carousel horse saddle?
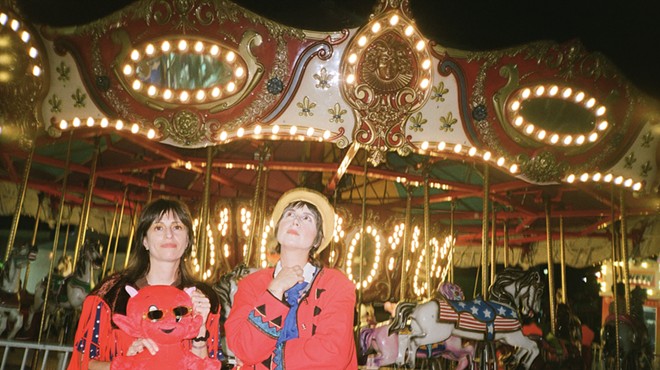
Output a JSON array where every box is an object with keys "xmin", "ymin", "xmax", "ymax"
[
  {"xmin": 0, "ymin": 290, "xmax": 20, "ymax": 309},
  {"xmin": 438, "ymin": 296, "xmax": 521, "ymax": 341}
]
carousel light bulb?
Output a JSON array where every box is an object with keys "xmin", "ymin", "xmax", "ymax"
[
  {"xmin": 59, "ymin": 120, "xmax": 68, "ymax": 129},
  {"xmin": 566, "ymin": 174, "xmax": 576, "ymax": 183},
  {"xmin": 389, "ymin": 15, "xmax": 399, "ymax": 26},
  {"xmin": 131, "ymin": 123, "xmax": 139, "ymax": 134},
  {"xmin": 100, "ymin": 118, "xmax": 109, "ymax": 128},
  {"xmin": 147, "ymin": 128, "xmax": 156, "ymax": 139},
  {"xmin": 254, "ymin": 125, "xmax": 262, "ymax": 135},
  {"xmin": 371, "ymin": 22, "xmax": 381, "ymax": 33},
  {"xmin": 632, "ymin": 182, "xmax": 642, "ymax": 191},
  {"xmin": 145, "ymin": 44, "xmax": 155, "ymax": 55}
]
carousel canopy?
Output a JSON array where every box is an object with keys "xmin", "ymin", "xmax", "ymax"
[{"xmin": 1, "ymin": 0, "xmax": 659, "ymax": 278}]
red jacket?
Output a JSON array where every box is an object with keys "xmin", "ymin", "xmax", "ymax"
[{"xmin": 226, "ymin": 267, "xmax": 357, "ymax": 369}]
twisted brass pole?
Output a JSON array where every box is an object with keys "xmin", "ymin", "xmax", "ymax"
[
  {"xmin": 73, "ymin": 139, "xmax": 100, "ymax": 269},
  {"xmin": 545, "ymin": 196, "xmax": 556, "ymax": 335},
  {"xmin": 23, "ymin": 195, "xmax": 42, "ymax": 290},
  {"xmin": 357, "ymin": 158, "xmax": 368, "ymax": 308},
  {"xmin": 400, "ymin": 186, "xmax": 412, "ymax": 301},
  {"xmin": 481, "ymin": 164, "xmax": 489, "ymax": 298},
  {"xmin": 110, "ymin": 188, "xmax": 128, "ymax": 274},
  {"xmin": 424, "ymin": 174, "xmax": 431, "ymax": 300},
  {"xmin": 619, "ymin": 189, "xmax": 631, "ymax": 314},
  {"xmin": 610, "ymin": 185, "xmax": 621, "ymax": 369},
  {"xmin": 5, "ymin": 143, "xmax": 35, "ymax": 261},
  {"xmin": 449, "ymin": 200, "xmax": 455, "ymax": 283},
  {"xmin": 503, "ymin": 221, "xmax": 509, "ymax": 268},
  {"xmin": 490, "ymin": 204, "xmax": 496, "ymax": 285},
  {"xmin": 559, "ymin": 216, "xmax": 567, "ymax": 303},
  {"xmin": 101, "ymin": 202, "xmax": 119, "ymax": 279}
]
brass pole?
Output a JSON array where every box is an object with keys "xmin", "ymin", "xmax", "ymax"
[
  {"xmin": 400, "ymin": 186, "xmax": 412, "ymax": 301},
  {"xmin": 503, "ymin": 221, "xmax": 509, "ymax": 268},
  {"xmin": 110, "ymin": 188, "xmax": 128, "ymax": 274},
  {"xmin": 449, "ymin": 200, "xmax": 455, "ymax": 284},
  {"xmin": 257, "ymin": 168, "xmax": 270, "ymax": 268},
  {"xmin": 357, "ymin": 158, "xmax": 368, "ymax": 310},
  {"xmin": 329, "ymin": 187, "xmax": 338, "ymax": 268},
  {"xmin": 619, "ymin": 189, "xmax": 631, "ymax": 314},
  {"xmin": 23, "ymin": 194, "xmax": 42, "ymax": 290},
  {"xmin": 610, "ymin": 186, "xmax": 621, "ymax": 369},
  {"xmin": 481, "ymin": 164, "xmax": 489, "ymax": 298},
  {"xmin": 245, "ymin": 154, "xmax": 263, "ymax": 268},
  {"xmin": 424, "ymin": 174, "xmax": 431, "ymax": 300},
  {"xmin": 38, "ymin": 132, "xmax": 73, "ymax": 344},
  {"xmin": 101, "ymin": 202, "xmax": 119, "ymax": 279},
  {"xmin": 5, "ymin": 143, "xmax": 35, "ymax": 261},
  {"xmin": 73, "ymin": 139, "xmax": 100, "ymax": 269},
  {"xmin": 62, "ymin": 222, "xmax": 71, "ymax": 258},
  {"xmin": 198, "ymin": 147, "xmax": 213, "ymax": 278},
  {"xmin": 559, "ymin": 216, "xmax": 567, "ymax": 303},
  {"xmin": 123, "ymin": 203, "xmax": 139, "ymax": 268},
  {"xmin": 147, "ymin": 173, "xmax": 155, "ymax": 204},
  {"xmin": 545, "ymin": 196, "xmax": 556, "ymax": 335},
  {"xmin": 490, "ymin": 204, "xmax": 496, "ymax": 285}
]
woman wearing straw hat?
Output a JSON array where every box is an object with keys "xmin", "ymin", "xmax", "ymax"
[{"xmin": 226, "ymin": 187, "xmax": 357, "ymax": 369}]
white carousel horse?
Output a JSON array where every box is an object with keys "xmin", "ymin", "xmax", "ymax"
[
  {"xmin": 39, "ymin": 239, "xmax": 103, "ymax": 342},
  {"xmin": 389, "ymin": 268, "xmax": 543, "ymax": 369},
  {"xmin": 25, "ymin": 254, "xmax": 73, "ymax": 330},
  {"xmin": 213, "ymin": 264, "xmax": 258, "ymax": 365},
  {"xmin": 0, "ymin": 242, "xmax": 37, "ymax": 338}
]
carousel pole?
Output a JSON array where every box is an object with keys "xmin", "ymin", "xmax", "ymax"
[
  {"xmin": 423, "ymin": 173, "xmax": 431, "ymax": 300},
  {"xmin": 123, "ymin": 202, "xmax": 139, "ymax": 269},
  {"xmin": 4, "ymin": 142, "xmax": 35, "ymax": 261},
  {"xmin": 23, "ymin": 193, "xmax": 43, "ymax": 290},
  {"xmin": 503, "ymin": 220, "xmax": 509, "ymax": 268},
  {"xmin": 101, "ymin": 202, "xmax": 118, "ymax": 279},
  {"xmin": 257, "ymin": 168, "xmax": 269, "ymax": 268},
  {"xmin": 400, "ymin": 185, "xmax": 412, "ymax": 301},
  {"xmin": 544, "ymin": 196, "xmax": 557, "ymax": 335},
  {"xmin": 481, "ymin": 164, "xmax": 490, "ymax": 298},
  {"xmin": 559, "ymin": 216, "xmax": 567, "ymax": 303},
  {"xmin": 610, "ymin": 186, "xmax": 621, "ymax": 369},
  {"xmin": 110, "ymin": 187, "xmax": 128, "ymax": 274},
  {"xmin": 38, "ymin": 132, "xmax": 74, "ymax": 344},
  {"xmin": 329, "ymin": 188, "xmax": 338, "ymax": 268},
  {"xmin": 357, "ymin": 158, "xmax": 368, "ymax": 310},
  {"xmin": 73, "ymin": 139, "xmax": 100, "ymax": 269},
  {"xmin": 490, "ymin": 204, "xmax": 496, "ymax": 285},
  {"xmin": 62, "ymin": 222, "xmax": 71, "ymax": 258},
  {"xmin": 619, "ymin": 188, "xmax": 631, "ymax": 314},
  {"xmin": 245, "ymin": 154, "xmax": 263, "ymax": 268},
  {"xmin": 448, "ymin": 200, "xmax": 455, "ymax": 284},
  {"xmin": 198, "ymin": 147, "xmax": 213, "ymax": 278}
]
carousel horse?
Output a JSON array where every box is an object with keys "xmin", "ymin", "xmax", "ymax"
[
  {"xmin": 213, "ymin": 264, "xmax": 258, "ymax": 364},
  {"xmin": 601, "ymin": 286, "xmax": 653, "ymax": 370},
  {"xmin": 358, "ymin": 283, "xmax": 475, "ymax": 369},
  {"xmin": 25, "ymin": 254, "xmax": 73, "ymax": 331},
  {"xmin": 39, "ymin": 239, "xmax": 104, "ymax": 342},
  {"xmin": 0, "ymin": 242, "xmax": 38, "ymax": 339},
  {"xmin": 389, "ymin": 268, "xmax": 543, "ymax": 369},
  {"xmin": 524, "ymin": 302, "xmax": 583, "ymax": 370}
]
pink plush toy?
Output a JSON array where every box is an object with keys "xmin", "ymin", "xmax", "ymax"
[{"xmin": 110, "ymin": 285, "xmax": 217, "ymax": 370}]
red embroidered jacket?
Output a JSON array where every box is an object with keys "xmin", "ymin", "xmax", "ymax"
[{"xmin": 226, "ymin": 267, "xmax": 357, "ymax": 369}]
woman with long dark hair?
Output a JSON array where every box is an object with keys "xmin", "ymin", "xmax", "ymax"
[{"xmin": 68, "ymin": 198, "xmax": 222, "ymax": 369}]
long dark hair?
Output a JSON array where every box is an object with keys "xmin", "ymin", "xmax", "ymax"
[
  {"xmin": 123, "ymin": 198, "xmax": 197, "ymax": 285},
  {"xmin": 274, "ymin": 200, "xmax": 324, "ymax": 266}
]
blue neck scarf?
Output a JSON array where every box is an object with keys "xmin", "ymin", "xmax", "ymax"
[{"xmin": 277, "ymin": 281, "xmax": 308, "ymax": 345}]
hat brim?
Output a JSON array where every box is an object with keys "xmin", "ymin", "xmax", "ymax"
[{"xmin": 271, "ymin": 188, "xmax": 334, "ymax": 255}]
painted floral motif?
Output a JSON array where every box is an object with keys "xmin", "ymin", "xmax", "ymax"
[
  {"xmin": 314, "ymin": 67, "xmax": 332, "ymax": 90},
  {"xmin": 56, "ymin": 61, "xmax": 70, "ymax": 82},
  {"xmin": 431, "ymin": 82, "xmax": 449, "ymax": 102},
  {"xmin": 48, "ymin": 94, "xmax": 62, "ymax": 113},
  {"xmin": 439, "ymin": 112, "xmax": 457, "ymax": 132},
  {"xmin": 297, "ymin": 96, "xmax": 316, "ymax": 117},
  {"xmin": 640, "ymin": 161, "xmax": 652, "ymax": 178},
  {"xmin": 72, "ymin": 88, "xmax": 87, "ymax": 108},
  {"xmin": 624, "ymin": 152, "xmax": 637, "ymax": 169},
  {"xmin": 328, "ymin": 103, "xmax": 346, "ymax": 124},
  {"xmin": 640, "ymin": 131, "xmax": 653, "ymax": 148},
  {"xmin": 408, "ymin": 112, "xmax": 427, "ymax": 132}
]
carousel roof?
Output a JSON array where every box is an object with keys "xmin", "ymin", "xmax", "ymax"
[{"xmin": 1, "ymin": 0, "xmax": 659, "ymax": 277}]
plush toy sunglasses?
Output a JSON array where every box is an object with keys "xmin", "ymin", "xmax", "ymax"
[{"xmin": 143, "ymin": 306, "xmax": 193, "ymax": 322}]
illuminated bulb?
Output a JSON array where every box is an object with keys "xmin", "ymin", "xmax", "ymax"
[
  {"xmin": 453, "ymin": 144, "xmax": 462, "ymax": 153},
  {"xmin": 179, "ymin": 91, "xmax": 190, "ymax": 102},
  {"xmin": 147, "ymin": 128, "xmax": 156, "ymax": 139},
  {"xmin": 514, "ymin": 116, "xmax": 524, "ymax": 127},
  {"xmin": 415, "ymin": 40, "xmax": 425, "ymax": 51},
  {"xmin": 405, "ymin": 25, "xmax": 414, "ymax": 36},
  {"xmin": 346, "ymin": 74, "xmax": 355, "ymax": 84},
  {"xmin": 589, "ymin": 132, "xmax": 598, "ymax": 142},
  {"xmin": 0, "ymin": 13, "xmax": 6, "ymax": 25},
  {"xmin": 580, "ymin": 173, "xmax": 589, "ymax": 182},
  {"xmin": 161, "ymin": 41, "xmax": 171, "ymax": 52},
  {"xmin": 348, "ymin": 53, "xmax": 358, "ymax": 64},
  {"xmin": 116, "ymin": 120, "xmax": 124, "ymax": 130},
  {"xmin": 524, "ymin": 124, "xmax": 534, "ymax": 135},
  {"xmin": 59, "ymin": 120, "xmax": 68, "ymax": 129},
  {"xmin": 147, "ymin": 85, "xmax": 157, "ymax": 96},
  {"xmin": 566, "ymin": 174, "xmax": 576, "ymax": 183},
  {"xmin": 211, "ymin": 87, "xmax": 221, "ymax": 98},
  {"xmin": 562, "ymin": 87, "xmax": 572, "ymax": 98},
  {"xmin": 123, "ymin": 65, "xmax": 133, "ymax": 75},
  {"xmin": 272, "ymin": 125, "xmax": 280, "ymax": 134},
  {"xmin": 535, "ymin": 86, "xmax": 545, "ymax": 96},
  {"xmin": 254, "ymin": 125, "xmax": 262, "ymax": 135},
  {"xmin": 596, "ymin": 106, "xmax": 606, "ymax": 116},
  {"xmin": 235, "ymin": 67, "xmax": 245, "ymax": 78},
  {"xmin": 509, "ymin": 164, "xmax": 518, "ymax": 173},
  {"xmin": 549, "ymin": 85, "xmax": 559, "ymax": 96},
  {"xmin": 614, "ymin": 176, "xmax": 623, "ymax": 185},
  {"xmin": 32, "ymin": 66, "xmax": 41, "ymax": 76},
  {"xmin": 521, "ymin": 88, "xmax": 531, "ymax": 99},
  {"xmin": 289, "ymin": 126, "xmax": 297, "ymax": 135},
  {"xmin": 21, "ymin": 31, "xmax": 30, "ymax": 43},
  {"xmin": 28, "ymin": 47, "xmax": 38, "ymax": 58},
  {"xmin": 510, "ymin": 100, "xmax": 521, "ymax": 111},
  {"xmin": 537, "ymin": 130, "xmax": 547, "ymax": 140},
  {"xmin": 210, "ymin": 45, "xmax": 220, "ymax": 56},
  {"xmin": 86, "ymin": 117, "xmax": 95, "ymax": 127},
  {"xmin": 219, "ymin": 131, "xmax": 227, "ymax": 141},
  {"xmin": 632, "ymin": 182, "xmax": 642, "ymax": 191},
  {"xmin": 592, "ymin": 173, "xmax": 602, "ymax": 181},
  {"xmin": 100, "ymin": 118, "xmax": 109, "ymax": 128},
  {"xmin": 176, "ymin": 40, "xmax": 188, "ymax": 51},
  {"xmin": 194, "ymin": 41, "xmax": 204, "ymax": 53},
  {"xmin": 497, "ymin": 157, "xmax": 505, "ymax": 166},
  {"xmin": 438, "ymin": 141, "xmax": 446, "ymax": 150},
  {"xmin": 357, "ymin": 36, "xmax": 367, "ymax": 47},
  {"xmin": 237, "ymin": 127, "xmax": 244, "ymax": 137},
  {"xmin": 563, "ymin": 135, "xmax": 573, "ymax": 145},
  {"xmin": 389, "ymin": 15, "xmax": 399, "ymax": 26},
  {"xmin": 306, "ymin": 127, "xmax": 314, "ymax": 137},
  {"xmin": 575, "ymin": 91, "xmax": 585, "ymax": 102},
  {"xmin": 576, "ymin": 135, "xmax": 585, "ymax": 145},
  {"xmin": 132, "ymin": 80, "xmax": 142, "ymax": 90},
  {"xmin": 227, "ymin": 82, "xmax": 236, "ymax": 92},
  {"xmin": 131, "ymin": 123, "xmax": 139, "ymax": 134},
  {"xmin": 195, "ymin": 90, "xmax": 206, "ymax": 101},
  {"xmin": 468, "ymin": 147, "xmax": 477, "ymax": 156},
  {"xmin": 422, "ymin": 59, "xmax": 431, "ymax": 69},
  {"xmin": 145, "ymin": 44, "xmax": 155, "ymax": 55},
  {"xmin": 323, "ymin": 130, "xmax": 330, "ymax": 139},
  {"xmin": 483, "ymin": 151, "xmax": 491, "ymax": 161},
  {"xmin": 550, "ymin": 134, "xmax": 559, "ymax": 144},
  {"xmin": 72, "ymin": 117, "xmax": 81, "ymax": 127},
  {"xmin": 421, "ymin": 141, "xmax": 429, "ymax": 150},
  {"xmin": 598, "ymin": 121, "xmax": 608, "ymax": 131},
  {"xmin": 163, "ymin": 89, "xmax": 173, "ymax": 100},
  {"xmin": 420, "ymin": 78, "xmax": 429, "ymax": 89},
  {"xmin": 603, "ymin": 174, "xmax": 613, "ymax": 182},
  {"xmin": 623, "ymin": 178, "xmax": 633, "ymax": 187},
  {"xmin": 371, "ymin": 22, "xmax": 381, "ymax": 33},
  {"xmin": 10, "ymin": 19, "xmax": 19, "ymax": 31},
  {"xmin": 586, "ymin": 97, "xmax": 596, "ymax": 108}
]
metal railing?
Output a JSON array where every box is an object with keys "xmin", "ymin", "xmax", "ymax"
[{"xmin": 0, "ymin": 340, "xmax": 72, "ymax": 370}]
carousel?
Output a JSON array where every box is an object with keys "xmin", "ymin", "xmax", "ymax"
[{"xmin": 0, "ymin": 0, "xmax": 658, "ymax": 369}]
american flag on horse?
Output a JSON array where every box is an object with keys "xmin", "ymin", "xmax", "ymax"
[{"xmin": 437, "ymin": 296, "xmax": 521, "ymax": 341}]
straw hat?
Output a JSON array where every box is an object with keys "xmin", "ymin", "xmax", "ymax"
[{"xmin": 271, "ymin": 187, "xmax": 335, "ymax": 254}]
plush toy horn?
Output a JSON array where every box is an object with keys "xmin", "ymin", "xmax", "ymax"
[
  {"xmin": 184, "ymin": 287, "xmax": 196, "ymax": 297},
  {"xmin": 125, "ymin": 285, "xmax": 139, "ymax": 297}
]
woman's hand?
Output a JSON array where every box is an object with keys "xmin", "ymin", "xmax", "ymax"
[
  {"xmin": 190, "ymin": 288, "xmax": 211, "ymax": 330},
  {"xmin": 268, "ymin": 265, "xmax": 304, "ymax": 299},
  {"xmin": 126, "ymin": 337, "xmax": 158, "ymax": 356}
]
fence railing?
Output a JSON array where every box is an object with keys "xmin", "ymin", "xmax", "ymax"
[{"xmin": 0, "ymin": 340, "xmax": 72, "ymax": 370}]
